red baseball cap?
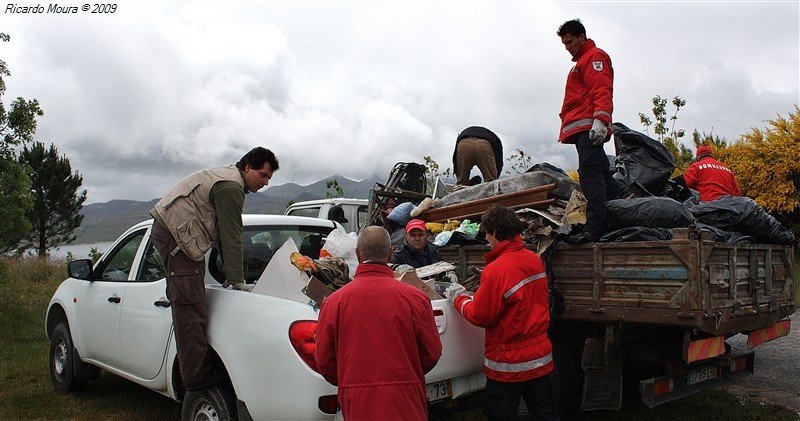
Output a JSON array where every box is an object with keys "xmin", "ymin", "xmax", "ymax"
[
  {"xmin": 696, "ymin": 145, "xmax": 713, "ymax": 159},
  {"xmin": 405, "ymin": 219, "xmax": 427, "ymax": 234}
]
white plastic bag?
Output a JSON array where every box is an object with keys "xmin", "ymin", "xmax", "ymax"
[{"xmin": 322, "ymin": 229, "xmax": 359, "ymax": 276}]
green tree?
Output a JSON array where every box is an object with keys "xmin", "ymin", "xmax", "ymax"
[
  {"xmin": 723, "ymin": 106, "xmax": 800, "ymax": 239},
  {"xmin": 422, "ymin": 155, "xmax": 451, "ymax": 194},
  {"xmin": 639, "ymin": 95, "xmax": 692, "ymax": 176},
  {"xmin": 505, "ymin": 148, "xmax": 533, "ymax": 176},
  {"xmin": 16, "ymin": 142, "xmax": 87, "ymax": 257},
  {"xmin": 0, "ymin": 157, "xmax": 32, "ymax": 252},
  {"xmin": 0, "ymin": 31, "xmax": 40, "ymax": 252},
  {"xmin": 326, "ymin": 179, "xmax": 344, "ymax": 198}
]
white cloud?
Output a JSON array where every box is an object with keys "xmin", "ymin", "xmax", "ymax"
[{"xmin": 3, "ymin": 0, "xmax": 797, "ymax": 203}]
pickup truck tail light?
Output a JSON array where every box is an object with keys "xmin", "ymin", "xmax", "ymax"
[{"xmin": 289, "ymin": 320, "xmax": 318, "ymax": 372}]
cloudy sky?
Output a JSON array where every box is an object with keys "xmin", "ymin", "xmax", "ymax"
[{"xmin": 3, "ymin": 0, "xmax": 798, "ymax": 204}]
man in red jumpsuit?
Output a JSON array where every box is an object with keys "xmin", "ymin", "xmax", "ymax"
[
  {"xmin": 557, "ymin": 19, "xmax": 622, "ymax": 243},
  {"xmin": 446, "ymin": 206, "xmax": 559, "ymax": 420},
  {"xmin": 682, "ymin": 145, "xmax": 741, "ymax": 201},
  {"xmin": 315, "ymin": 226, "xmax": 443, "ymax": 421}
]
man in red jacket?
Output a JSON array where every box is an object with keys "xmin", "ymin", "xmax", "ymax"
[
  {"xmin": 682, "ymin": 145, "xmax": 741, "ymax": 201},
  {"xmin": 446, "ymin": 206, "xmax": 559, "ymax": 420},
  {"xmin": 557, "ymin": 19, "xmax": 622, "ymax": 243},
  {"xmin": 315, "ymin": 226, "xmax": 442, "ymax": 421}
]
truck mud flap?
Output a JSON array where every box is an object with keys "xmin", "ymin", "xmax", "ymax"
[
  {"xmin": 580, "ymin": 368, "xmax": 622, "ymax": 411},
  {"xmin": 639, "ymin": 351, "xmax": 754, "ymax": 408}
]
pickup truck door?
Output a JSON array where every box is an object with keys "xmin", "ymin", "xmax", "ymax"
[
  {"xmin": 117, "ymin": 229, "xmax": 172, "ymax": 380},
  {"xmin": 76, "ymin": 228, "xmax": 147, "ymax": 366}
]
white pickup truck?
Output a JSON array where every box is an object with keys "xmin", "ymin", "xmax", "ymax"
[
  {"xmin": 284, "ymin": 198, "xmax": 368, "ymax": 233},
  {"xmin": 46, "ymin": 215, "xmax": 485, "ymax": 420}
]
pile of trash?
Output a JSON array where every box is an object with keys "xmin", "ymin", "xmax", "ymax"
[{"xmin": 399, "ymin": 122, "xmax": 794, "ymax": 250}]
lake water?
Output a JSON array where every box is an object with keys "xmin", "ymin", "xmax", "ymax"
[{"xmin": 50, "ymin": 241, "xmax": 114, "ymax": 259}]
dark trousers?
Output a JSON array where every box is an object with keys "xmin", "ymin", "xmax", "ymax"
[
  {"xmin": 151, "ymin": 220, "xmax": 213, "ymax": 390},
  {"xmin": 484, "ymin": 376, "xmax": 560, "ymax": 421},
  {"xmin": 574, "ymin": 131, "xmax": 623, "ymax": 237}
]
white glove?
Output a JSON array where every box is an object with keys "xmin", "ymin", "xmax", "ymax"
[
  {"xmin": 224, "ymin": 281, "xmax": 254, "ymax": 292},
  {"xmin": 589, "ymin": 119, "xmax": 608, "ymax": 145},
  {"xmin": 444, "ymin": 282, "xmax": 467, "ymax": 302}
]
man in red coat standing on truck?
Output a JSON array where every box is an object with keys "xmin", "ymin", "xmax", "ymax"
[
  {"xmin": 557, "ymin": 18, "xmax": 622, "ymax": 243},
  {"xmin": 446, "ymin": 206, "xmax": 559, "ymax": 420},
  {"xmin": 315, "ymin": 226, "xmax": 442, "ymax": 421}
]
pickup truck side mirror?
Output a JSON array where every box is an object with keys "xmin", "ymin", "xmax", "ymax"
[{"xmin": 67, "ymin": 259, "xmax": 94, "ymax": 281}]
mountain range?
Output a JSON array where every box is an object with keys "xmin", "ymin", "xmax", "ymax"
[{"xmin": 72, "ymin": 174, "xmax": 382, "ymax": 244}]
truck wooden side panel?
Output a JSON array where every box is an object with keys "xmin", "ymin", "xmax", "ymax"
[{"xmin": 439, "ymin": 228, "xmax": 795, "ymax": 337}]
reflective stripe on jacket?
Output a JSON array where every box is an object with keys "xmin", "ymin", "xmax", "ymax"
[
  {"xmin": 559, "ymin": 39, "xmax": 614, "ymax": 143},
  {"xmin": 454, "ymin": 236, "xmax": 554, "ymax": 382}
]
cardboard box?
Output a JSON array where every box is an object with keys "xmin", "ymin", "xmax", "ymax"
[
  {"xmin": 302, "ymin": 275, "xmax": 335, "ymax": 306},
  {"xmin": 394, "ymin": 269, "xmax": 442, "ymax": 300}
]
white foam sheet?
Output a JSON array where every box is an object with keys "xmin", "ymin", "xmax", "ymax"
[{"xmin": 251, "ymin": 238, "xmax": 310, "ymax": 303}]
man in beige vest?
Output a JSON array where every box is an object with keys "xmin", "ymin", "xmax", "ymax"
[{"xmin": 149, "ymin": 147, "xmax": 279, "ymax": 391}]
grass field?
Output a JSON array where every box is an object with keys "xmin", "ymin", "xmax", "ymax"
[{"xmin": 1, "ymin": 255, "xmax": 798, "ymax": 421}]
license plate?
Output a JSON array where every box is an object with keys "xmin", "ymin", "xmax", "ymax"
[
  {"xmin": 686, "ymin": 366, "xmax": 718, "ymax": 386},
  {"xmin": 426, "ymin": 379, "xmax": 452, "ymax": 401}
]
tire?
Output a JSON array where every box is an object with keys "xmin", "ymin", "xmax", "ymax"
[
  {"xmin": 551, "ymin": 339, "xmax": 583, "ymax": 420},
  {"xmin": 182, "ymin": 384, "xmax": 237, "ymax": 421},
  {"xmin": 516, "ymin": 339, "xmax": 584, "ymax": 420},
  {"xmin": 50, "ymin": 322, "xmax": 87, "ymax": 394}
]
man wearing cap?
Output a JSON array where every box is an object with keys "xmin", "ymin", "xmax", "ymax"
[
  {"xmin": 391, "ymin": 219, "xmax": 442, "ymax": 268},
  {"xmin": 682, "ymin": 145, "xmax": 741, "ymax": 202}
]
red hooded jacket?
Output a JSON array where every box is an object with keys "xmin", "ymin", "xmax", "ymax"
[
  {"xmin": 683, "ymin": 156, "xmax": 741, "ymax": 201},
  {"xmin": 315, "ymin": 263, "xmax": 442, "ymax": 421},
  {"xmin": 559, "ymin": 39, "xmax": 614, "ymax": 143},
  {"xmin": 453, "ymin": 236, "xmax": 553, "ymax": 382}
]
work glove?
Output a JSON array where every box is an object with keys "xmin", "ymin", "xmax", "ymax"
[
  {"xmin": 444, "ymin": 282, "xmax": 467, "ymax": 303},
  {"xmin": 223, "ymin": 281, "xmax": 254, "ymax": 292},
  {"xmin": 589, "ymin": 119, "xmax": 608, "ymax": 145}
]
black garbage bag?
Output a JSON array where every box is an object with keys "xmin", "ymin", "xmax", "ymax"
[
  {"xmin": 695, "ymin": 223, "xmax": 754, "ymax": 244},
  {"xmin": 611, "ymin": 123, "xmax": 676, "ymax": 197},
  {"xmin": 601, "ymin": 226, "xmax": 673, "ymax": 242},
  {"xmin": 605, "ymin": 196, "xmax": 695, "ymax": 230},
  {"xmin": 690, "ymin": 196, "xmax": 795, "ymax": 245}
]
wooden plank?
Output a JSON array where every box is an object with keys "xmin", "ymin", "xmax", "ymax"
[{"xmin": 421, "ymin": 184, "xmax": 557, "ymax": 223}]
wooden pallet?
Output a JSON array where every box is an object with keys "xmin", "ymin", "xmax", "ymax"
[{"xmin": 420, "ymin": 183, "xmax": 557, "ymax": 223}]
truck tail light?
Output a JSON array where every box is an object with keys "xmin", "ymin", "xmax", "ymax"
[
  {"xmin": 289, "ymin": 320, "xmax": 318, "ymax": 372},
  {"xmin": 730, "ymin": 355, "xmax": 749, "ymax": 373},
  {"xmin": 653, "ymin": 378, "xmax": 673, "ymax": 398},
  {"xmin": 318, "ymin": 395, "xmax": 339, "ymax": 414}
]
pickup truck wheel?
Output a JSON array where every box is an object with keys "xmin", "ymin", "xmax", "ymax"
[
  {"xmin": 49, "ymin": 322, "xmax": 87, "ymax": 394},
  {"xmin": 182, "ymin": 384, "xmax": 237, "ymax": 421}
]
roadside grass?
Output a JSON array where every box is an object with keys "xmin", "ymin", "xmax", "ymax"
[{"xmin": 1, "ymin": 256, "xmax": 798, "ymax": 421}]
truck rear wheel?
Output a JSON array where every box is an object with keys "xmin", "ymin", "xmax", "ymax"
[
  {"xmin": 182, "ymin": 383, "xmax": 237, "ymax": 421},
  {"xmin": 516, "ymin": 339, "xmax": 583, "ymax": 420},
  {"xmin": 551, "ymin": 339, "xmax": 583, "ymax": 420}
]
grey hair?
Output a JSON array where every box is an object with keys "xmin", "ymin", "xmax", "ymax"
[{"xmin": 356, "ymin": 226, "xmax": 392, "ymax": 261}]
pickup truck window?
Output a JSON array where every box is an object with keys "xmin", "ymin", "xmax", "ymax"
[
  {"xmin": 137, "ymin": 240, "xmax": 165, "ymax": 282},
  {"xmin": 96, "ymin": 229, "xmax": 146, "ymax": 282},
  {"xmin": 287, "ymin": 207, "xmax": 320, "ymax": 219},
  {"xmin": 210, "ymin": 224, "xmax": 336, "ymax": 284}
]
